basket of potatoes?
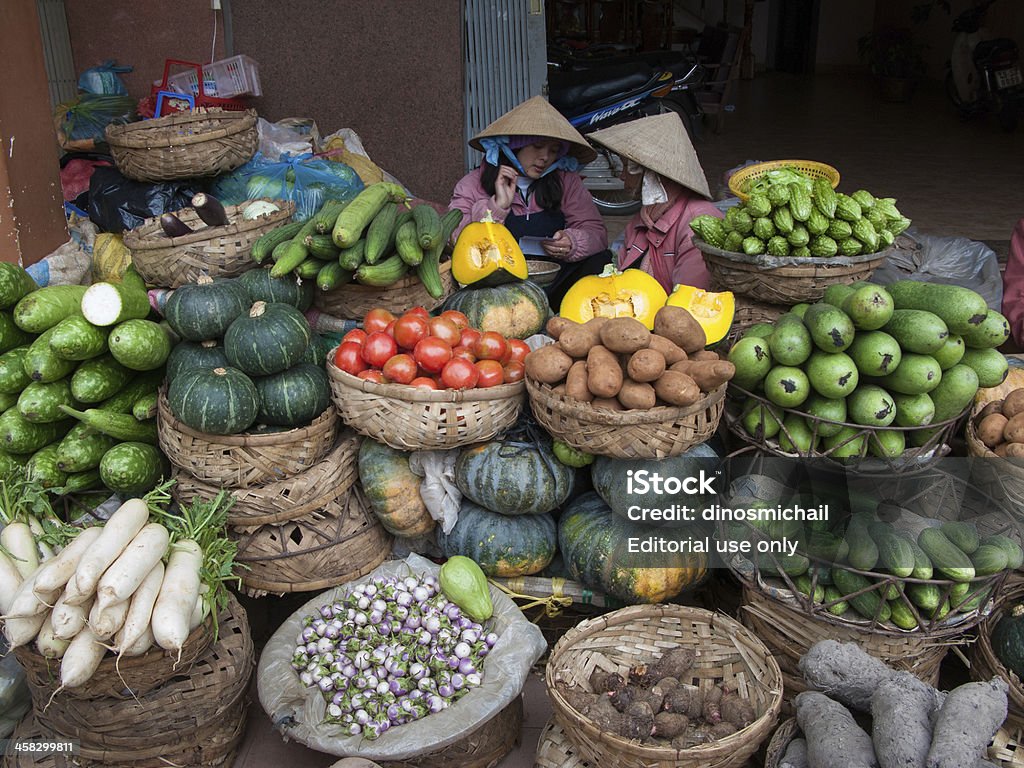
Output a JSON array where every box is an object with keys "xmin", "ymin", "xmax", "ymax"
[
  {"xmin": 967, "ymin": 370, "xmax": 1024, "ymax": 505},
  {"xmin": 523, "ymin": 305, "xmax": 734, "ymax": 459}
]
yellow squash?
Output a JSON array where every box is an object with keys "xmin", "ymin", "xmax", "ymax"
[
  {"xmin": 666, "ymin": 285, "xmax": 735, "ymax": 345},
  {"xmin": 559, "ymin": 265, "xmax": 667, "ymax": 330},
  {"xmin": 451, "ymin": 212, "xmax": 528, "ymax": 287}
]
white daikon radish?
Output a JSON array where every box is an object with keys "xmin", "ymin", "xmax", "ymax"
[
  {"xmin": 3, "ymin": 610, "xmax": 48, "ymax": 648},
  {"xmin": 1, "ymin": 522, "xmax": 38, "ymax": 578},
  {"xmin": 113, "ymin": 561, "xmax": 164, "ymax": 655},
  {"xmin": 51, "ymin": 593, "xmax": 92, "ymax": 641},
  {"xmin": 35, "ymin": 612, "xmax": 70, "ymax": 659},
  {"xmin": 123, "ymin": 626, "xmax": 155, "ymax": 658},
  {"xmin": 26, "ymin": 517, "xmax": 54, "ymax": 561},
  {"xmin": 151, "ymin": 540, "xmax": 202, "ymax": 661},
  {"xmin": 94, "ymin": 523, "xmax": 169, "ymax": 612},
  {"xmin": 59, "ymin": 626, "xmax": 107, "ymax": 689},
  {"xmin": 0, "ymin": 550, "xmax": 23, "ymax": 614},
  {"xmin": 32, "ymin": 526, "xmax": 104, "ymax": 596},
  {"xmin": 5, "ymin": 568, "xmax": 58, "ymax": 619},
  {"xmin": 88, "ymin": 597, "xmax": 129, "ymax": 641},
  {"xmin": 67, "ymin": 498, "xmax": 149, "ymax": 604}
]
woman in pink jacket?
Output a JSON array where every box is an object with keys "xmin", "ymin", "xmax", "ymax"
[
  {"xmin": 449, "ymin": 97, "xmax": 610, "ymax": 306},
  {"xmin": 589, "ymin": 111, "xmax": 721, "ymax": 293},
  {"xmin": 1001, "ymin": 217, "xmax": 1024, "ymax": 349}
]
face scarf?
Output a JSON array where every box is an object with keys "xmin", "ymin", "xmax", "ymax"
[{"xmin": 478, "ymin": 136, "xmax": 580, "ymax": 177}]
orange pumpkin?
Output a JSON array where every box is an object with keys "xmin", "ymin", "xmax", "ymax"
[{"xmin": 451, "ymin": 213, "xmax": 528, "ymax": 287}]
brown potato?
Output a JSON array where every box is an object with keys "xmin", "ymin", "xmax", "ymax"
[
  {"xmin": 559, "ymin": 325, "xmax": 600, "ymax": 358},
  {"xmin": 978, "ymin": 412, "xmax": 1009, "ymax": 449},
  {"xmin": 647, "ymin": 334, "xmax": 687, "ymax": 365},
  {"xmin": 1004, "ymin": 412, "xmax": 1024, "ymax": 444},
  {"xmin": 669, "ymin": 360, "xmax": 736, "ymax": 392},
  {"xmin": 1003, "ymin": 389, "xmax": 1024, "ymax": 419},
  {"xmin": 552, "ymin": 384, "xmax": 567, "ymax": 396},
  {"xmin": 1005, "ymin": 442, "xmax": 1024, "ymax": 459},
  {"xmin": 524, "ymin": 344, "xmax": 573, "ymax": 385},
  {"xmin": 591, "ymin": 397, "xmax": 623, "ymax": 411},
  {"xmin": 690, "ymin": 349, "xmax": 720, "ymax": 362},
  {"xmin": 545, "ymin": 316, "xmax": 576, "ymax": 340},
  {"xmin": 627, "ymin": 349, "xmax": 666, "ymax": 383},
  {"xmin": 617, "ymin": 379, "xmax": 657, "ymax": 410},
  {"xmin": 653, "ymin": 370, "xmax": 701, "ymax": 407},
  {"xmin": 599, "ymin": 317, "xmax": 651, "ymax": 354},
  {"xmin": 587, "ymin": 345, "xmax": 623, "ymax": 398},
  {"xmin": 653, "ymin": 306, "xmax": 707, "ymax": 354},
  {"xmin": 565, "ymin": 360, "xmax": 592, "ymax": 402},
  {"xmin": 584, "ymin": 317, "xmax": 611, "ymax": 334},
  {"xmin": 974, "ymin": 400, "xmax": 1004, "ymax": 428}
]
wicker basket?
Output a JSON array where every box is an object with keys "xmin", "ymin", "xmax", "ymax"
[
  {"xmin": 970, "ymin": 580, "xmax": 1024, "ymax": 731},
  {"xmin": 378, "ymin": 696, "xmax": 523, "ymax": 768},
  {"xmin": 696, "ymin": 237, "xmax": 889, "ymax": 305},
  {"xmin": 546, "ymin": 604, "xmax": 782, "ymax": 768},
  {"xmin": 763, "ymin": 718, "xmax": 801, "ymax": 768},
  {"xmin": 104, "ymin": 108, "xmax": 258, "ymax": 182},
  {"xmin": 966, "ymin": 368, "xmax": 1024, "ymax": 509},
  {"xmin": 172, "ymin": 429, "xmax": 361, "ymax": 527},
  {"xmin": 157, "ymin": 391, "xmax": 339, "ymax": 488},
  {"xmin": 231, "ymin": 482, "xmax": 392, "ymax": 596},
  {"xmin": 314, "ymin": 261, "xmax": 455, "ymax": 319},
  {"xmin": 535, "ymin": 719, "xmax": 596, "ymax": 768},
  {"xmin": 326, "ymin": 357, "xmax": 525, "ymax": 451},
  {"xmin": 124, "ymin": 198, "xmax": 294, "ymax": 288},
  {"xmin": 526, "ymin": 376, "xmax": 725, "ymax": 459},
  {"xmin": 727, "ymin": 160, "xmax": 841, "ymax": 202},
  {"xmin": 728, "ymin": 294, "xmax": 789, "ymax": 331}
]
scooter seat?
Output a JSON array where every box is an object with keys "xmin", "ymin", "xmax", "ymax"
[
  {"xmin": 548, "ymin": 62, "xmax": 653, "ymax": 113},
  {"xmin": 974, "ymin": 38, "xmax": 1018, "ymax": 63}
]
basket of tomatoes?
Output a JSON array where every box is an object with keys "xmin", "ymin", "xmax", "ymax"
[{"xmin": 326, "ymin": 306, "xmax": 528, "ymax": 450}]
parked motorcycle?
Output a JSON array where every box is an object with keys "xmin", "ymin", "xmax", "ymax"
[
  {"xmin": 946, "ymin": 0, "xmax": 1022, "ymax": 131},
  {"xmin": 547, "ymin": 51, "xmax": 705, "ymax": 215}
]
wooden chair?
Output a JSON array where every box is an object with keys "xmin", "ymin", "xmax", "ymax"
[{"xmin": 694, "ymin": 23, "xmax": 747, "ymax": 134}]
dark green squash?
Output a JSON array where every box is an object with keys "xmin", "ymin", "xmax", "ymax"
[
  {"xmin": 992, "ymin": 603, "xmax": 1024, "ymax": 679},
  {"xmin": 441, "ymin": 280, "xmax": 551, "ymax": 339},
  {"xmin": 253, "ymin": 362, "xmax": 330, "ymax": 426},
  {"xmin": 236, "ymin": 267, "xmax": 314, "ymax": 311},
  {"xmin": 166, "ymin": 340, "xmax": 230, "ymax": 383},
  {"xmin": 167, "ymin": 366, "xmax": 259, "ymax": 435},
  {"xmin": 302, "ymin": 331, "xmax": 331, "ymax": 367},
  {"xmin": 163, "ymin": 275, "xmax": 249, "ymax": 341},
  {"xmin": 358, "ymin": 438, "xmax": 435, "ymax": 537},
  {"xmin": 224, "ymin": 301, "xmax": 311, "ymax": 376},
  {"xmin": 438, "ymin": 500, "xmax": 556, "ymax": 577}
]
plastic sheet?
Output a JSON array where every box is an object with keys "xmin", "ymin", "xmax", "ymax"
[
  {"xmin": 408, "ymin": 450, "xmax": 461, "ymax": 534},
  {"xmin": 257, "ymin": 553, "xmax": 546, "ymax": 761}
]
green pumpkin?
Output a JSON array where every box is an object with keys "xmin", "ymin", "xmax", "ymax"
[
  {"xmin": 237, "ymin": 267, "xmax": 314, "ymax": 311},
  {"xmin": 991, "ymin": 603, "xmax": 1024, "ymax": 679},
  {"xmin": 439, "ymin": 501, "xmax": 556, "ymax": 577},
  {"xmin": 358, "ymin": 438, "xmax": 435, "ymax": 537},
  {"xmin": 455, "ymin": 433, "xmax": 573, "ymax": 516},
  {"xmin": 558, "ymin": 492, "xmax": 707, "ymax": 603},
  {"xmin": 441, "ymin": 280, "xmax": 551, "ymax": 339},
  {"xmin": 166, "ymin": 340, "xmax": 229, "ymax": 383},
  {"xmin": 302, "ymin": 331, "xmax": 332, "ymax": 366},
  {"xmin": 163, "ymin": 275, "xmax": 249, "ymax": 342},
  {"xmin": 224, "ymin": 301, "xmax": 312, "ymax": 376},
  {"xmin": 167, "ymin": 366, "xmax": 259, "ymax": 435},
  {"xmin": 253, "ymin": 362, "xmax": 330, "ymax": 426}
]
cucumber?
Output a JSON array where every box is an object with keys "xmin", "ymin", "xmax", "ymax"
[
  {"xmin": 888, "ymin": 599, "xmax": 919, "ymax": 630},
  {"xmin": 395, "ymin": 220, "xmax": 424, "ymax": 266},
  {"xmin": 251, "ymin": 220, "xmax": 304, "ymax": 264},
  {"xmin": 316, "ymin": 262, "xmax": 352, "ymax": 292},
  {"xmin": 314, "ymin": 199, "xmax": 349, "ymax": 234},
  {"xmin": 844, "ymin": 516, "xmax": 879, "ymax": 571},
  {"xmin": 0, "ymin": 263, "xmax": 38, "ymax": 310},
  {"xmin": 48, "ymin": 316, "xmax": 110, "ymax": 361},
  {"xmin": 356, "ymin": 254, "xmax": 408, "ymax": 287},
  {"xmin": 951, "ymin": 583, "xmax": 991, "ymax": 612},
  {"xmin": 96, "ymin": 370, "xmax": 165, "ymax": 414},
  {"xmin": 18, "ymin": 379, "xmax": 77, "ymax": 423},
  {"xmin": 364, "ymin": 202, "xmax": 400, "ymax": 265},
  {"xmin": 80, "ymin": 267, "xmax": 150, "ymax": 327},
  {"xmin": 805, "ymin": 530, "xmax": 849, "ymax": 563},
  {"xmin": 979, "ymin": 534, "xmax": 1024, "ymax": 570},
  {"xmin": 939, "ymin": 521, "xmax": 980, "ymax": 555},
  {"xmin": 823, "ymin": 586, "xmax": 849, "ymax": 616},
  {"xmin": 56, "ymin": 423, "xmax": 118, "ymax": 472},
  {"xmin": 905, "ymin": 536, "xmax": 934, "ymax": 580},
  {"xmin": 338, "ymin": 240, "xmax": 367, "ymax": 271},
  {"xmin": 99, "ymin": 442, "xmax": 167, "ymax": 496},
  {"xmin": 793, "ymin": 574, "xmax": 825, "ymax": 603},
  {"xmin": 0, "ymin": 312, "xmax": 34, "ymax": 354},
  {"xmin": 0, "ymin": 346, "xmax": 32, "ymax": 394},
  {"xmin": 59, "ymin": 406, "xmax": 159, "ymax": 444},
  {"xmin": 132, "ymin": 393, "xmax": 159, "ymax": 421},
  {"xmin": 868, "ymin": 522, "xmax": 915, "ymax": 577},
  {"xmin": 55, "ymin": 469, "xmax": 103, "ymax": 494},
  {"xmin": 917, "ymin": 527, "xmax": 975, "ymax": 582},
  {"xmin": 108, "ymin": 319, "xmax": 172, "ymax": 371},
  {"xmin": 412, "ymin": 204, "xmax": 442, "ymax": 251},
  {"xmin": 70, "ymin": 354, "xmax": 133, "ymax": 403},
  {"xmin": 25, "ymin": 443, "xmax": 67, "ymax": 489},
  {"xmin": 971, "ymin": 544, "xmax": 1009, "ymax": 576},
  {"xmin": 24, "ymin": 328, "xmax": 77, "ymax": 382},
  {"xmin": 0, "ymin": 409, "xmax": 73, "ymax": 453},
  {"xmin": 12, "ymin": 285, "xmax": 87, "ymax": 333},
  {"xmin": 832, "ymin": 568, "xmax": 890, "ymax": 622},
  {"xmin": 906, "ymin": 582, "xmax": 943, "ymax": 612},
  {"xmin": 333, "ymin": 183, "xmax": 406, "ymax": 248}
]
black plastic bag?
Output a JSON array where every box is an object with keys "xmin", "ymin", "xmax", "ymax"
[{"xmin": 88, "ymin": 166, "xmax": 198, "ymax": 233}]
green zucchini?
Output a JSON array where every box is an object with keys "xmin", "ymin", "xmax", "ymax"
[
  {"xmin": 0, "ymin": 264, "xmax": 38, "ymax": 310},
  {"xmin": 0, "ymin": 346, "xmax": 32, "ymax": 394},
  {"xmin": 132, "ymin": 392, "xmax": 159, "ymax": 421},
  {"xmin": 338, "ymin": 241, "xmax": 367, "ymax": 271},
  {"xmin": 417, "ymin": 209, "xmax": 462, "ymax": 300},
  {"xmin": 108, "ymin": 320, "xmax": 172, "ymax": 371},
  {"xmin": 332, "ymin": 183, "xmax": 407, "ymax": 248},
  {"xmin": 395, "ymin": 220, "xmax": 424, "ymax": 266},
  {"xmin": 412, "ymin": 204, "xmax": 442, "ymax": 251},
  {"xmin": 365, "ymin": 202, "xmax": 400, "ymax": 265},
  {"xmin": 12, "ymin": 285, "xmax": 87, "ymax": 333},
  {"xmin": 59, "ymin": 406, "xmax": 159, "ymax": 443},
  {"xmin": 314, "ymin": 199, "xmax": 349, "ymax": 234},
  {"xmin": 18, "ymin": 379, "xmax": 77, "ymax": 423},
  {"xmin": 356, "ymin": 254, "xmax": 408, "ymax": 287},
  {"xmin": 48, "ymin": 316, "xmax": 110, "ymax": 361},
  {"xmin": 55, "ymin": 423, "xmax": 118, "ymax": 472},
  {"xmin": 251, "ymin": 220, "xmax": 304, "ymax": 263},
  {"xmin": 80, "ymin": 267, "xmax": 150, "ymax": 327},
  {"xmin": 0, "ymin": 312, "xmax": 35, "ymax": 354},
  {"xmin": 99, "ymin": 442, "xmax": 167, "ymax": 496},
  {"xmin": 24, "ymin": 328, "xmax": 77, "ymax": 383},
  {"xmin": 71, "ymin": 354, "xmax": 133, "ymax": 403}
]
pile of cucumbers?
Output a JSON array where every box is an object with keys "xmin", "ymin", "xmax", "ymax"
[
  {"xmin": 250, "ymin": 182, "xmax": 462, "ymax": 300},
  {"xmin": 728, "ymin": 280, "xmax": 1008, "ymax": 458}
]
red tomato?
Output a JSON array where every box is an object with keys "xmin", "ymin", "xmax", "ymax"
[
  {"xmin": 414, "ymin": 337, "xmax": 453, "ymax": 373},
  {"xmin": 356, "ymin": 369, "xmax": 385, "ymax": 383},
  {"xmin": 363, "ymin": 308, "xmax": 395, "ymax": 334},
  {"xmin": 451, "ymin": 345, "xmax": 477, "ymax": 363},
  {"xmin": 459, "ymin": 328, "xmax": 482, "ymax": 350},
  {"xmin": 441, "ymin": 358, "xmax": 480, "ymax": 390},
  {"xmin": 505, "ymin": 339, "xmax": 530, "ymax": 365},
  {"xmin": 474, "ymin": 331, "xmax": 508, "ymax": 362},
  {"xmin": 405, "ymin": 306, "xmax": 431, "ymax": 320},
  {"xmin": 440, "ymin": 310, "xmax": 471, "ymax": 331},
  {"xmin": 428, "ymin": 317, "xmax": 461, "ymax": 347},
  {"xmin": 393, "ymin": 314, "xmax": 430, "ymax": 350},
  {"xmin": 503, "ymin": 361, "xmax": 525, "ymax": 383},
  {"xmin": 334, "ymin": 342, "xmax": 368, "ymax": 375},
  {"xmin": 384, "ymin": 320, "xmax": 396, "ymax": 338},
  {"xmin": 361, "ymin": 332, "xmax": 398, "ymax": 368},
  {"xmin": 409, "ymin": 376, "xmax": 439, "ymax": 390},
  {"xmin": 475, "ymin": 359, "xmax": 505, "ymax": 388},
  {"xmin": 382, "ymin": 354, "xmax": 417, "ymax": 385},
  {"xmin": 341, "ymin": 328, "xmax": 367, "ymax": 346}
]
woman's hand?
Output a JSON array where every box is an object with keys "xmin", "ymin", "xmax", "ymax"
[
  {"xmin": 492, "ymin": 165, "xmax": 517, "ymax": 210},
  {"xmin": 542, "ymin": 231, "xmax": 573, "ymax": 259}
]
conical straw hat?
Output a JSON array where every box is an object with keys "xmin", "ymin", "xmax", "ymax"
[
  {"xmin": 588, "ymin": 112, "xmax": 710, "ymax": 198},
  {"xmin": 470, "ymin": 96, "xmax": 597, "ymax": 164}
]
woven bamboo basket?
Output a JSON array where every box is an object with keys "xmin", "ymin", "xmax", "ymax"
[
  {"xmin": 173, "ymin": 429, "xmax": 361, "ymax": 527},
  {"xmin": 970, "ymin": 580, "xmax": 1024, "ymax": 731},
  {"xmin": 22, "ymin": 595, "xmax": 252, "ymax": 768},
  {"xmin": 534, "ymin": 719, "xmax": 595, "ymax": 768},
  {"xmin": 762, "ymin": 718, "xmax": 801, "ymax": 768},
  {"xmin": 104, "ymin": 108, "xmax": 258, "ymax": 182},
  {"xmin": 378, "ymin": 696, "xmax": 523, "ymax": 768},
  {"xmin": 966, "ymin": 368, "xmax": 1024, "ymax": 509},
  {"xmin": 231, "ymin": 482, "xmax": 392, "ymax": 596},
  {"xmin": 727, "ymin": 294, "xmax": 789, "ymax": 332},
  {"xmin": 695, "ymin": 237, "xmax": 889, "ymax": 305},
  {"xmin": 327, "ymin": 356, "xmax": 525, "ymax": 451},
  {"xmin": 545, "ymin": 604, "xmax": 782, "ymax": 768},
  {"xmin": 727, "ymin": 160, "xmax": 840, "ymax": 202},
  {"xmin": 124, "ymin": 198, "xmax": 294, "ymax": 288},
  {"xmin": 314, "ymin": 261, "xmax": 455, "ymax": 319},
  {"xmin": 526, "ymin": 376, "xmax": 725, "ymax": 459},
  {"xmin": 157, "ymin": 390, "xmax": 339, "ymax": 488}
]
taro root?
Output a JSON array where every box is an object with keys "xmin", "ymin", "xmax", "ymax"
[
  {"xmin": 708, "ymin": 721, "xmax": 739, "ymax": 739},
  {"xmin": 610, "ymin": 684, "xmax": 639, "ymax": 712},
  {"xmin": 720, "ymin": 689, "xmax": 756, "ymax": 728},
  {"xmin": 654, "ymin": 711, "xmax": 690, "ymax": 739},
  {"xmin": 653, "ymin": 647, "xmax": 696, "ymax": 680},
  {"xmin": 665, "ymin": 684, "xmax": 703, "ymax": 718},
  {"xmin": 589, "ymin": 669, "xmax": 610, "ymax": 693},
  {"xmin": 625, "ymin": 701, "xmax": 656, "ymax": 740},
  {"xmin": 629, "ymin": 663, "xmax": 656, "ymax": 688},
  {"xmin": 702, "ymin": 685, "xmax": 724, "ymax": 723}
]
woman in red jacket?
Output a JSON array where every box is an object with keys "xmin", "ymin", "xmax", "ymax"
[{"xmin": 1002, "ymin": 217, "xmax": 1024, "ymax": 348}]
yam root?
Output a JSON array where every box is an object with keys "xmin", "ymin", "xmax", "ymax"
[
  {"xmin": 587, "ymin": 345, "xmax": 623, "ymax": 398},
  {"xmin": 627, "ymin": 349, "xmax": 666, "ymax": 382},
  {"xmin": 779, "ymin": 738, "xmax": 809, "ymax": 768},
  {"xmin": 525, "ymin": 344, "xmax": 573, "ymax": 384},
  {"xmin": 977, "ymin": 412, "xmax": 1009, "ymax": 448},
  {"xmin": 798, "ymin": 639, "xmax": 895, "ymax": 711},
  {"xmin": 719, "ymin": 690, "xmax": 755, "ymax": 728},
  {"xmin": 647, "ymin": 334, "xmax": 688, "ymax": 365},
  {"xmin": 926, "ymin": 678, "xmax": 1008, "ymax": 768},
  {"xmin": 669, "ymin": 360, "xmax": 736, "ymax": 392},
  {"xmin": 1003, "ymin": 389, "xmax": 1024, "ymax": 418},
  {"xmin": 599, "ymin": 317, "xmax": 651, "ymax": 353},
  {"xmin": 618, "ymin": 379, "xmax": 657, "ymax": 410},
  {"xmin": 654, "ymin": 370, "xmax": 702, "ymax": 407},
  {"xmin": 653, "ymin": 712, "xmax": 689, "ymax": 739},
  {"xmin": 665, "ymin": 684, "xmax": 703, "ymax": 719},
  {"xmin": 653, "ymin": 305, "xmax": 707, "ymax": 353},
  {"xmin": 559, "ymin": 324, "xmax": 600, "ymax": 358},
  {"xmin": 690, "ymin": 349, "xmax": 720, "ymax": 361},
  {"xmin": 546, "ymin": 316, "xmax": 576, "ymax": 340},
  {"xmin": 795, "ymin": 691, "xmax": 878, "ymax": 768},
  {"xmin": 565, "ymin": 360, "xmax": 592, "ymax": 402},
  {"xmin": 871, "ymin": 671, "xmax": 939, "ymax": 768}
]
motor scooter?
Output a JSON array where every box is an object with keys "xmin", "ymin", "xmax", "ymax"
[{"xmin": 947, "ymin": 0, "xmax": 1022, "ymax": 131}]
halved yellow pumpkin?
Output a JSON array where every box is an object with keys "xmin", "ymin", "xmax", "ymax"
[
  {"xmin": 666, "ymin": 285, "xmax": 735, "ymax": 345},
  {"xmin": 559, "ymin": 265, "xmax": 668, "ymax": 330},
  {"xmin": 451, "ymin": 212, "xmax": 528, "ymax": 287}
]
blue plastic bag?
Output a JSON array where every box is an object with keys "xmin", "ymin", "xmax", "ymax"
[
  {"xmin": 211, "ymin": 152, "xmax": 364, "ymax": 221},
  {"xmin": 78, "ymin": 60, "xmax": 133, "ymax": 96}
]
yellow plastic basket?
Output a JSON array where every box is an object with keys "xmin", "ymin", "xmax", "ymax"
[{"xmin": 728, "ymin": 159, "xmax": 840, "ymax": 201}]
